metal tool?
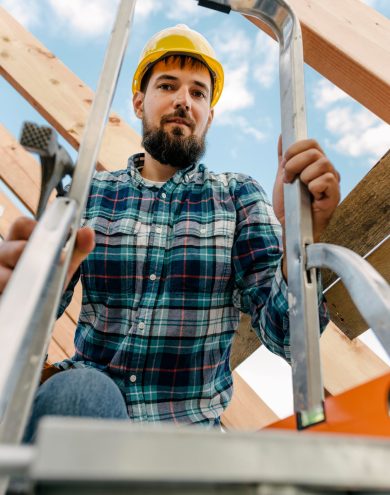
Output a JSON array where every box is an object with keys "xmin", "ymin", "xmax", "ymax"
[
  {"xmin": 19, "ymin": 122, "xmax": 75, "ymax": 218},
  {"xmin": 197, "ymin": 0, "xmax": 390, "ymax": 430},
  {"xmin": 0, "ymin": 0, "xmax": 136, "ymax": 492}
]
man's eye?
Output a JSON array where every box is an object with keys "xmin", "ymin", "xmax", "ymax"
[
  {"xmin": 158, "ymin": 83, "xmax": 173, "ymax": 90},
  {"xmin": 192, "ymin": 90, "xmax": 206, "ymax": 99}
]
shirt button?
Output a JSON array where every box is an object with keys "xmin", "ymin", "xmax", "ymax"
[
  {"xmin": 200, "ymin": 227, "xmax": 206, "ymax": 234},
  {"xmin": 130, "ymin": 375, "xmax": 137, "ymax": 383},
  {"xmin": 155, "ymin": 226, "xmax": 162, "ymax": 234},
  {"xmin": 149, "ymin": 274, "xmax": 157, "ymax": 281},
  {"xmin": 138, "ymin": 322, "xmax": 145, "ymax": 330},
  {"xmin": 161, "ymin": 192, "xmax": 167, "ymax": 199}
]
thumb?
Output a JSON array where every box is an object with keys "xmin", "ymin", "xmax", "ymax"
[
  {"xmin": 277, "ymin": 134, "xmax": 283, "ymax": 166},
  {"xmin": 66, "ymin": 227, "xmax": 95, "ymax": 286}
]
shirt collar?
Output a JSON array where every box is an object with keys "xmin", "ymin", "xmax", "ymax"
[{"xmin": 127, "ymin": 153, "xmax": 199, "ymax": 187}]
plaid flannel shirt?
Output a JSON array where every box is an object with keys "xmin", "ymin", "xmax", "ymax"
[{"xmin": 58, "ymin": 153, "xmax": 328, "ymax": 426}]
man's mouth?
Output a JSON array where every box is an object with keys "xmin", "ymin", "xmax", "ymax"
[
  {"xmin": 165, "ymin": 118, "xmax": 190, "ymax": 127},
  {"xmin": 161, "ymin": 115, "xmax": 195, "ymax": 131}
]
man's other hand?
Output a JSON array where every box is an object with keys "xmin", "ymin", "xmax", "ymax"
[
  {"xmin": 273, "ymin": 136, "xmax": 340, "ymax": 242},
  {"xmin": 0, "ymin": 217, "xmax": 95, "ymax": 295}
]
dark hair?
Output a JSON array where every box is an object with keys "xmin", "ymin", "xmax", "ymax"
[{"xmin": 140, "ymin": 54, "xmax": 214, "ymax": 102}]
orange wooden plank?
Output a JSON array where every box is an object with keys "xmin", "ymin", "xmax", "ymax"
[{"xmin": 267, "ymin": 372, "xmax": 390, "ymax": 437}]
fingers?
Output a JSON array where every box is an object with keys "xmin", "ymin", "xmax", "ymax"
[
  {"xmin": 277, "ymin": 134, "xmax": 283, "ymax": 163},
  {"xmin": 66, "ymin": 227, "xmax": 95, "ymax": 286},
  {"xmin": 0, "ymin": 240, "xmax": 27, "ymax": 269},
  {"xmin": 0, "ymin": 265, "xmax": 13, "ymax": 294},
  {"xmin": 307, "ymin": 173, "xmax": 340, "ymax": 206},
  {"xmin": 284, "ymin": 139, "xmax": 324, "ymax": 162},
  {"xmin": 282, "ymin": 140, "xmax": 339, "ymax": 185},
  {"xmin": 6, "ymin": 217, "xmax": 36, "ymax": 241},
  {"xmin": 0, "ymin": 217, "xmax": 36, "ymax": 294}
]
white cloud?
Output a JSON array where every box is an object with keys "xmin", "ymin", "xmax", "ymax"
[
  {"xmin": 214, "ymin": 63, "xmax": 254, "ymax": 117},
  {"xmin": 165, "ymin": 0, "xmax": 213, "ymax": 22},
  {"xmin": 253, "ymin": 31, "xmax": 278, "ymax": 89},
  {"xmin": 46, "ymin": 0, "xmax": 119, "ymax": 38},
  {"xmin": 218, "ymin": 114, "xmax": 266, "ymax": 142},
  {"xmin": 212, "ymin": 29, "xmax": 251, "ymax": 62},
  {"xmin": 135, "ymin": 0, "xmax": 162, "ymax": 20},
  {"xmin": 313, "ymin": 79, "xmax": 349, "ymax": 109},
  {"xmin": 326, "ymin": 106, "xmax": 390, "ymax": 162},
  {"xmin": 0, "ymin": 0, "xmax": 40, "ymax": 28}
]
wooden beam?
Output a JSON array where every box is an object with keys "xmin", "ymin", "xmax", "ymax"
[
  {"xmin": 247, "ymin": 0, "xmax": 390, "ymax": 123},
  {"xmin": 221, "ymin": 371, "xmax": 279, "ymax": 430},
  {"xmin": 320, "ymin": 149, "xmax": 390, "ymax": 287},
  {"xmin": 47, "ymin": 339, "xmax": 68, "ymax": 365},
  {"xmin": 321, "ymin": 322, "xmax": 389, "ymax": 395},
  {"xmin": 0, "ymin": 124, "xmax": 40, "ymax": 213},
  {"xmin": 0, "ymin": 7, "xmax": 141, "ymax": 171},
  {"xmin": 324, "ymin": 237, "xmax": 390, "ymax": 339}
]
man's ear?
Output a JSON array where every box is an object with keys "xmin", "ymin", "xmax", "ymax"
[
  {"xmin": 133, "ymin": 91, "xmax": 144, "ymax": 120},
  {"xmin": 207, "ymin": 107, "xmax": 214, "ymax": 129}
]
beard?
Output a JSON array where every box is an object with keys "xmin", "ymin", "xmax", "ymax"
[{"xmin": 141, "ymin": 109, "xmax": 207, "ymax": 170}]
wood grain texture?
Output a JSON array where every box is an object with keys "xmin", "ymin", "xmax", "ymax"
[
  {"xmin": 247, "ymin": 0, "xmax": 390, "ymax": 123},
  {"xmin": 321, "ymin": 322, "xmax": 389, "ymax": 395},
  {"xmin": 324, "ymin": 237, "xmax": 390, "ymax": 339},
  {"xmin": 221, "ymin": 371, "xmax": 279, "ymax": 430},
  {"xmin": 0, "ymin": 125, "xmax": 40, "ymax": 213},
  {"xmin": 320, "ymin": 150, "xmax": 390, "ymax": 287},
  {"xmin": 0, "ymin": 7, "xmax": 141, "ymax": 171}
]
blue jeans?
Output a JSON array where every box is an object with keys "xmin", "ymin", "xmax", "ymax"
[{"xmin": 24, "ymin": 367, "xmax": 129, "ymax": 443}]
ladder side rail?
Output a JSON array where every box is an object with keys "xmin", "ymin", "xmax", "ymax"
[
  {"xmin": 307, "ymin": 242, "xmax": 390, "ymax": 355},
  {"xmin": 207, "ymin": 0, "xmax": 324, "ymax": 428},
  {"xmin": 0, "ymin": 0, "xmax": 137, "ymax": 455}
]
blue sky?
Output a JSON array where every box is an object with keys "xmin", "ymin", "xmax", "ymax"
[
  {"xmin": 0, "ymin": 0, "xmax": 389, "ymax": 202},
  {"xmin": 0, "ymin": 0, "xmax": 389, "ymax": 418}
]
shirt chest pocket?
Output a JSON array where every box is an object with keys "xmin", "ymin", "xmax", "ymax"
[
  {"xmin": 167, "ymin": 219, "xmax": 235, "ymax": 294},
  {"xmin": 81, "ymin": 217, "xmax": 150, "ymax": 297}
]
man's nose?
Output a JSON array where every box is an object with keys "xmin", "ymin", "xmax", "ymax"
[{"xmin": 174, "ymin": 88, "xmax": 191, "ymax": 111}]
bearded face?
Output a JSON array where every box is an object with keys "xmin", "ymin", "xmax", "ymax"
[{"xmin": 141, "ymin": 107, "xmax": 207, "ymax": 170}]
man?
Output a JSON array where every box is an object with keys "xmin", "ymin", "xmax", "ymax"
[{"xmin": 0, "ymin": 25, "xmax": 340, "ymax": 438}]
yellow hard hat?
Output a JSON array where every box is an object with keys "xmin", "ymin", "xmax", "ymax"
[{"xmin": 132, "ymin": 24, "xmax": 224, "ymax": 107}]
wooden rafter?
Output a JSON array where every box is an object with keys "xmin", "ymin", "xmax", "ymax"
[
  {"xmin": 0, "ymin": 7, "xmax": 141, "ymax": 172},
  {"xmin": 247, "ymin": 0, "xmax": 390, "ymax": 123}
]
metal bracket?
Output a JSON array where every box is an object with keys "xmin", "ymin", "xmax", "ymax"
[{"xmin": 197, "ymin": 0, "xmax": 231, "ymax": 14}]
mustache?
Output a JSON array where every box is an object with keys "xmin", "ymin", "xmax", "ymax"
[{"xmin": 160, "ymin": 108, "xmax": 196, "ymax": 131}]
